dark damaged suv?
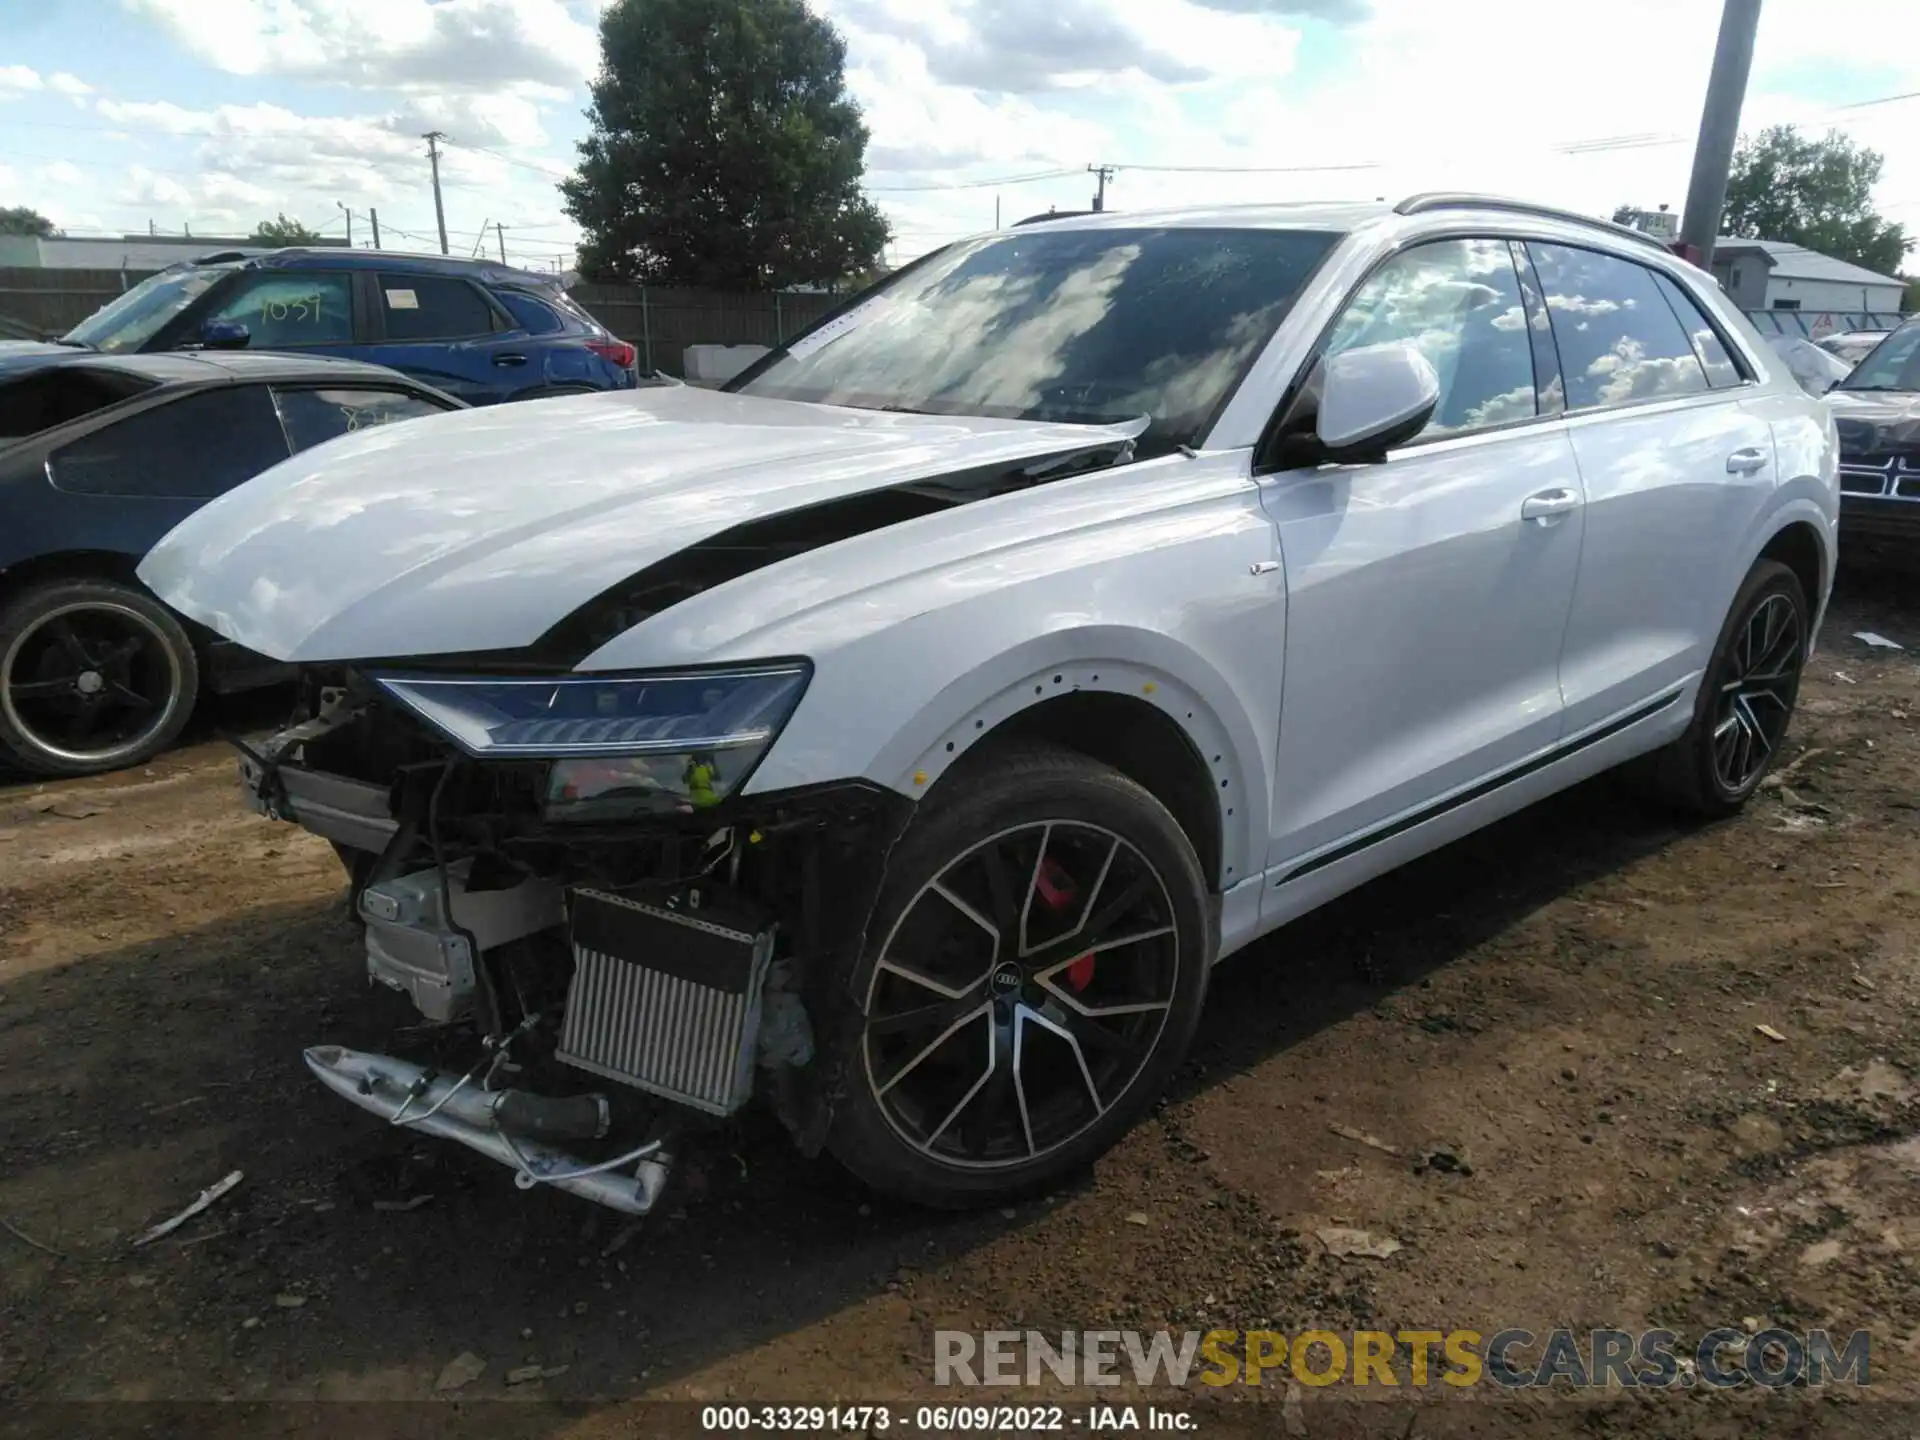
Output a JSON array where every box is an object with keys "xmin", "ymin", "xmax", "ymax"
[{"xmin": 1828, "ymin": 319, "xmax": 1920, "ymax": 543}]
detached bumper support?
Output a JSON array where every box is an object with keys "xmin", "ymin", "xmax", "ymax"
[{"xmin": 305, "ymin": 1045, "xmax": 672, "ymax": 1216}]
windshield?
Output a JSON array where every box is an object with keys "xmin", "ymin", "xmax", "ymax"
[
  {"xmin": 731, "ymin": 226, "xmax": 1339, "ymax": 446},
  {"xmin": 1839, "ymin": 325, "xmax": 1920, "ymax": 392},
  {"xmin": 62, "ymin": 266, "xmax": 226, "ymax": 353}
]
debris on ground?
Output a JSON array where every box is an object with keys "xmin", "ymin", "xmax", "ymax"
[
  {"xmin": 1755, "ymin": 1024, "xmax": 1788, "ymax": 1043},
  {"xmin": 506, "ymin": 1363, "xmax": 569, "ymax": 1385},
  {"xmin": 274, "ymin": 1293, "xmax": 307, "ymax": 1308},
  {"xmin": 133, "ymin": 1170, "xmax": 242, "ymax": 1248},
  {"xmin": 1414, "ymin": 1146, "xmax": 1474, "ymax": 1177},
  {"xmin": 1328, "ymin": 1122, "xmax": 1400, "ymax": 1155},
  {"xmin": 1316, "ymin": 1226, "xmax": 1404, "ymax": 1259},
  {"xmin": 1, "ymin": 1215, "xmax": 68, "ymax": 1259},
  {"xmin": 29, "ymin": 799, "xmax": 105, "ymax": 820},
  {"xmin": 371, "ymin": 1194, "xmax": 434, "ymax": 1213},
  {"xmin": 1854, "ymin": 632, "xmax": 1904, "ymax": 650},
  {"xmin": 1123, "ymin": 1212, "xmax": 1150, "ymax": 1227},
  {"xmin": 435, "ymin": 1351, "xmax": 487, "ymax": 1392}
]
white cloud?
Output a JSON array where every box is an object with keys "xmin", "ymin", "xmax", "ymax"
[
  {"xmin": 123, "ymin": 0, "xmax": 599, "ymax": 96},
  {"xmin": 0, "ymin": 65, "xmax": 45, "ymax": 97},
  {"xmin": 46, "ymin": 72, "xmax": 93, "ymax": 98}
]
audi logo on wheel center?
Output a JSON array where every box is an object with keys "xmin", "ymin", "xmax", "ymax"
[{"xmin": 990, "ymin": 964, "xmax": 1023, "ymax": 994}]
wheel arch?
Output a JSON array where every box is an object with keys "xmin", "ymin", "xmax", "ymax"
[
  {"xmin": 0, "ymin": 548, "xmax": 146, "ymax": 598},
  {"xmin": 850, "ymin": 629, "xmax": 1271, "ymax": 893},
  {"xmin": 1757, "ymin": 519, "xmax": 1826, "ymax": 616}
]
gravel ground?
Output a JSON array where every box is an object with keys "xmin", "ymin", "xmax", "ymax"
[{"xmin": 3, "ymin": 560, "xmax": 1919, "ymax": 1437}]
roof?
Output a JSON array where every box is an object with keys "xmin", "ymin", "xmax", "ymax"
[
  {"xmin": 234, "ymin": 247, "xmax": 558, "ymax": 287},
  {"xmin": 1713, "ymin": 237, "xmax": 1904, "ymax": 289},
  {"xmin": 0, "ymin": 342, "xmax": 423, "ymax": 388},
  {"xmin": 998, "ymin": 201, "xmax": 1392, "ymax": 234}
]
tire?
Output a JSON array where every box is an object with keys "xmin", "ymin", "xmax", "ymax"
[
  {"xmin": 1645, "ymin": 559, "xmax": 1809, "ymax": 817},
  {"xmin": 825, "ymin": 743, "xmax": 1212, "ymax": 1208},
  {"xmin": 0, "ymin": 577, "xmax": 200, "ymax": 777}
]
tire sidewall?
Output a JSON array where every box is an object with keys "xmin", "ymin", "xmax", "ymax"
[
  {"xmin": 0, "ymin": 578, "xmax": 200, "ymax": 776},
  {"xmin": 825, "ymin": 752, "xmax": 1212, "ymax": 1207}
]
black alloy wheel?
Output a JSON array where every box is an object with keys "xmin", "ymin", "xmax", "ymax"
[
  {"xmin": 828, "ymin": 744, "xmax": 1211, "ymax": 1208},
  {"xmin": 0, "ymin": 578, "xmax": 200, "ymax": 776}
]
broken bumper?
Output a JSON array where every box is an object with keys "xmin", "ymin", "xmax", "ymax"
[
  {"xmin": 241, "ymin": 753, "xmax": 396, "ymax": 854},
  {"xmin": 305, "ymin": 1045, "xmax": 672, "ymax": 1215}
]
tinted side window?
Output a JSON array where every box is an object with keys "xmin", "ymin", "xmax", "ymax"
[
  {"xmin": 50, "ymin": 386, "xmax": 290, "ymax": 498},
  {"xmin": 1652, "ymin": 272, "xmax": 1743, "ymax": 388},
  {"xmin": 204, "ymin": 273, "xmax": 353, "ymax": 347},
  {"xmin": 494, "ymin": 290, "xmax": 565, "ymax": 335},
  {"xmin": 379, "ymin": 276, "xmax": 496, "ymax": 341},
  {"xmin": 1530, "ymin": 244, "xmax": 1710, "ymax": 410},
  {"xmin": 1327, "ymin": 237, "xmax": 1538, "ymax": 439},
  {"xmin": 274, "ymin": 387, "xmax": 449, "ymax": 453}
]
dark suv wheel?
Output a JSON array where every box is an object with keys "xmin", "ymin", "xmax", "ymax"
[
  {"xmin": 1648, "ymin": 558, "xmax": 1809, "ymax": 816},
  {"xmin": 826, "ymin": 744, "xmax": 1212, "ymax": 1208},
  {"xmin": 0, "ymin": 577, "xmax": 200, "ymax": 776}
]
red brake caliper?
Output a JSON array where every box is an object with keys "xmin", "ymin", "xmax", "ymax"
[{"xmin": 1034, "ymin": 857, "xmax": 1095, "ymax": 991}]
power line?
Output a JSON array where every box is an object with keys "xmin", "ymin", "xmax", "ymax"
[
  {"xmin": 1112, "ymin": 160, "xmax": 1381, "ymax": 175},
  {"xmin": 867, "ymin": 167, "xmax": 1080, "ymax": 193}
]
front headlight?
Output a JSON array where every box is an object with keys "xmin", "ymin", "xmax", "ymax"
[{"xmin": 372, "ymin": 664, "xmax": 809, "ymax": 815}]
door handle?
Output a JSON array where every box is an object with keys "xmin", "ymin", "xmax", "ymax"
[
  {"xmin": 1726, "ymin": 446, "xmax": 1769, "ymax": 475},
  {"xmin": 1520, "ymin": 487, "xmax": 1581, "ymax": 522},
  {"xmin": 492, "ymin": 353, "xmax": 529, "ymax": 367}
]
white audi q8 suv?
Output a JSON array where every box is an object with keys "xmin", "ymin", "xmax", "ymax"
[{"xmin": 141, "ymin": 194, "xmax": 1837, "ymax": 1214}]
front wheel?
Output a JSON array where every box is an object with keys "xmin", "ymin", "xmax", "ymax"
[
  {"xmin": 0, "ymin": 578, "xmax": 200, "ymax": 776},
  {"xmin": 1646, "ymin": 558, "xmax": 1809, "ymax": 816},
  {"xmin": 826, "ymin": 744, "xmax": 1212, "ymax": 1208}
]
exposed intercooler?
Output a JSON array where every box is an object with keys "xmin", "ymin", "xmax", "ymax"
[{"xmin": 557, "ymin": 888, "xmax": 775, "ymax": 1117}]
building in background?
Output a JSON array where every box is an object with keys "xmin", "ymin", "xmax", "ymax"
[
  {"xmin": 0, "ymin": 233, "xmax": 349, "ymax": 271},
  {"xmin": 1709, "ymin": 238, "xmax": 1904, "ymax": 315}
]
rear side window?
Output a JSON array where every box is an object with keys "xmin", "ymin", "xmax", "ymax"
[
  {"xmin": 0, "ymin": 367, "xmax": 159, "ymax": 440},
  {"xmin": 203, "ymin": 273, "xmax": 354, "ymax": 347},
  {"xmin": 1652, "ymin": 271, "xmax": 1744, "ymax": 388},
  {"xmin": 273, "ymin": 386, "xmax": 450, "ymax": 453},
  {"xmin": 378, "ymin": 276, "xmax": 497, "ymax": 341},
  {"xmin": 49, "ymin": 385, "xmax": 290, "ymax": 498},
  {"xmin": 493, "ymin": 290, "xmax": 565, "ymax": 335},
  {"xmin": 1529, "ymin": 244, "xmax": 1710, "ymax": 410}
]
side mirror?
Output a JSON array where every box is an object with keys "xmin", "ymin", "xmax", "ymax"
[
  {"xmin": 200, "ymin": 318, "xmax": 251, "ymax": 350},
  {"xmin": 1314, "ymin": 341, "xmax": 1441, "ymax": 463}
]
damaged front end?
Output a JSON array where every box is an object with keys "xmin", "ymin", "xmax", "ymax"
[{"xmin": 245, "ymin": 665, "xmax": 912, "ymax": 1215}]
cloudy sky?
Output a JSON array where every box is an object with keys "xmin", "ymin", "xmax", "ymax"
[{"xmin": 3, "ymin": 0, "xmax": 1918, "ymax": 273}]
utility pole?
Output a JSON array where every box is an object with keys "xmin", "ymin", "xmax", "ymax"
[
  {"xmin": 1088, "ymin": 163, "xmax": 1116, "ymax": 213},
  {"xmin": 994, "ymin": 194, "xmax": 1001, "ymax": 230},
  {"xmin": 423, "ymin": 131, "xmax": 450, "ymax": 255},
  {"xmin": 1679, "ymin": 0, "xmax": 1763, "ymax": 270},
  {"xmin": 495, "ymin": 221, "xmax": 507, "ymax": 264},
  {"xmin": 337, "ymin": 202, "xmax": 352, "ymax": 246},
  {"xmin": 369, "ymin": 207, "xmax": 381, "ymax": 248}
]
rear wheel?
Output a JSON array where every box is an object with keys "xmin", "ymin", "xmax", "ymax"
[
  {"xmin": 826, "ymin": 745, "xmax": 1211, "ymax": 1208},
  {"xmin": 1646, "ymin": 559, "xmax": 1808, "ymax": 816},
  {"xmin": 0, "ymin": 578, "xmax": 199, "ymax": 776}
]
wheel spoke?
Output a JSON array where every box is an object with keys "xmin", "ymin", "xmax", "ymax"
[
  {"xmin": 921, "ymin": 1022, "xmax": 998, "ymax": 1150},
  {"xmin": 64, "ymin": 700, "xmax": 102, "ymax": 743},
  {"xmin": 875, "ymin": 1001, "xmax": 990, "ymax": 1097},
  {"xmin": 1016, "ymin": 1005, "xmax": 1105, "ymax": 1118},
  {"xmin": 929, "ymin": 880, "xmax": 1001, "ymax": 955},
  {"xmin": 107, "ymin": 681, "xmax": 155, "ymax": 712},
  {"xmin": 8, "ymin": 678, "xmax": 74, "ymax": 700},
  {"xmin": 1079, "ymin": 872, "xmax": 1153, "ymax": 948},
  {"xmin": 873, "ymin": 955, "xmax": 984, "ymax": 1001},
  {"xmin": 976, "ymin": 838, "xmax": 1023, "ymax": 935},
  {"xmin": 865, "ymin": 989, "xmax": 986, "ymax": 1036},
  {"xmin": 1014, "ymin": 823, "xmax": 1053, "ymax": 957},
  {"xmin": 44, "ymin": 618, "xmax": 96, "ymax": 669}
]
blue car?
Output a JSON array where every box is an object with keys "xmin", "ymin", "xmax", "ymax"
[
  {"xmin": 59, "ymin": 249, "xmax": 641, "ymax": 405},
  {"xmin": 0, "ymin": 342, "xmax": 463, "ymax": 775}
]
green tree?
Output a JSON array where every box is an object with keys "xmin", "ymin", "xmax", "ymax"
[
  {"xmin": 1723, "ymin": 125, "xmax": 1911, "ymax": 277},
  {"xmin": 0, "ymin": 205, "xmax": 58, "ymax": 238},
  {"xmin": 563, "ymin": 0, "xmax": 890, "ymax": 288},
  {"xmin": 1904, "ymin": 276, "xmax": 1920, "ymax": 313},
  {"xmin": 249, "ymin": 213, "xmax": 325, "ymax": 247}
]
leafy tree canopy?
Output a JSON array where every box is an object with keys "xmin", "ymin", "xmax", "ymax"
[
  {"xmin": 249, "ymin": 213, "xmax": 326, "ymax": 247},
  {"xmin": 1723, "ymin": 125, "xmax": 1911, "ymax": 277},
  {"xmin": 0, "ymin": 206, "xmax": 58, "ymax": 238},
  {"xmin": 563, "ymin": 0, "xmax": 890, "ymax": 288}
]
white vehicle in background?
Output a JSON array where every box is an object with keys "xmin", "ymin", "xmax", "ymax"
[
  {"xmin": 1767, "ymin": 334, "xmax": 1854, "ymax": 395},
  {"xmin": 1819, "ymin": 330, "xmax": 1893, "ymax": 367},
  {"xmin": 140, "ymin": 195, "xmax": 1838, "ymax": 1215}
]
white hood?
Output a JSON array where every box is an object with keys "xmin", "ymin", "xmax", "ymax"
[{"xmin": 139, "ymin": 385, "xmax": 1139, "ymax": 663}]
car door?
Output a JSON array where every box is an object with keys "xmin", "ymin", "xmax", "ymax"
[
  {"xmin": 1528, "ymin": 242, "xmax": 1776, "ymax": 735},
  {"xmin": 363, "ymin": 274, "xmax": 517, "ymax": 402},
  {"xmin": 193, "ymin": 271, "xmax": 358, "ymax": 356},
  {"xmin": 1260, "ymin": 236, "xmax": 1583, "ymax": 876}
]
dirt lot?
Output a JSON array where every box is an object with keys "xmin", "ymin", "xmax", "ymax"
[{"xmin": 4, "ymin": 561, "xmax": 1920, "ymax": 1437}]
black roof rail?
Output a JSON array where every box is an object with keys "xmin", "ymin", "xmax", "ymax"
[
  {"xmin": 1394, "ymin": 193, "xmax": 1670, "ymax": 251},
  {"xmin": 1013, "ymin": 209, "xmax": 1098, "ymax": 227}
]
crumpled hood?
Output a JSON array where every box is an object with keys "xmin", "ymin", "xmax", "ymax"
[
  {"xmin": 1827, "ymin": 387, "xmax": 1920, "ymax": 457},
  {"xmin": 139, "ymin": 385, "xmax": 1139, "ymax": 663}
]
